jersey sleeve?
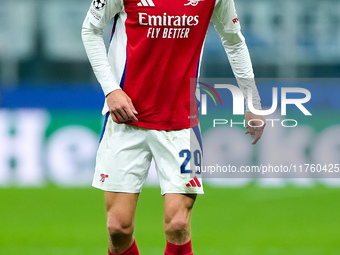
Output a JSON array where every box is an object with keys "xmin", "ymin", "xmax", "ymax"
[
  {"xmin": 82, "ymin": 0, "xmax": 124, "ymax": 97},
  {"xmin": 86, "ymin": 0, "xmax": 123, "ymax": 29},
  {"xmin": 211, "ymin": 0, "xmax": 240, "ymax": 34},
  {"xmin": 211, "ymin": 0, "xmax": 262, "ymax": 112}
]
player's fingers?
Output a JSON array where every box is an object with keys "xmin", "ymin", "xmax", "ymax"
[
  {"xmin": 124, "ymin": 108, "xmax": 138, "ymax": 122},
  {"xmin": 247, "ymin": 121, "xmax": 258, "ymax": 138},
  {"xmin": 116, "ymin": 108, "xmax": 130, "ymax": 122},
  {"xmin": 110, "ymin": 112, "xmax": 120, "ymax": 124},
  {"xmin": 252, "ymin": 127, "xmax": 264, "ymax": 145},
  {"xmin": 248, "ymin": 126, "xmax": 256, "ymax": 138},
  {"xmin": 128, "ymin": 99, "xmax": 138, "ymax": 115},
  {"xmin": 114, "ymin": 110, "xmax": 128, "ymax": 123},
  {"xmin": 245, "ymin": 125, "xmax": 250, "ymax": 135}
]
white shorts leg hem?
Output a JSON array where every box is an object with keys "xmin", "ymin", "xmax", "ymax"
[
  {"xmin": 92, "ymin": 184, "xmax": 142, "ymax": 194},
  {"xmin": 161, "ymin": 189, "xmax": 204, "ymax": 196}
]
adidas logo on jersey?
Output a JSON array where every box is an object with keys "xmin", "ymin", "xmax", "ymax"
[
  {"xmin": 186, "ymin": 176, "xmax": 202, "ymax": 187},
  {"xmin": 137, "ymin": 0, "xmax": 155, "ymax": 7}
]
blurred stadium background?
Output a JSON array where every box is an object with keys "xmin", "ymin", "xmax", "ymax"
[{"xmin": 0, "ymin": 0, "xmax": 339, "ymax": 254}]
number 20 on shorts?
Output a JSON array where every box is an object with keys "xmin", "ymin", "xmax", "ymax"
[{"xmin": 179, "ymin": 149, "xmax": 202, "ymax": 174}]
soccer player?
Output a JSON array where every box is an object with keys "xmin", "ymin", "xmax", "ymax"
[{"xmin": 82, "ymin": 0, "xmax": 265, "ymax": 254}]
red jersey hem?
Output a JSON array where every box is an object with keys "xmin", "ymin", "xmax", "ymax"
[{"xmin": 127, "ymin": 119, "xmax": 199, "ymax": 130}]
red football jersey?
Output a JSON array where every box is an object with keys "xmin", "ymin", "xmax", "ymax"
[{"xmin": 86, "ymin": 0, "xmax": 240, "ymax": 130}]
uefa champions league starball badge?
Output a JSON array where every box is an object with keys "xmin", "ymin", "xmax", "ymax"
[{"xmin": 92, "ymin": 0, "xmax": 106, "ymax": 10}]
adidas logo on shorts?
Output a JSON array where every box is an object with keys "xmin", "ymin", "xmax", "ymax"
[{"xmin": 186, "ymin": 176, "xmax": 201, "ymax": 187}]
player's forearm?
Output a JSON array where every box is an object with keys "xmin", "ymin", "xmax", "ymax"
[
  {"xmin": 81, "ymin": 21, "xmax": 120, "ymax": 96},
  {"xmin": 222, "ymin": 32, "xmax": 262, "ymax": 111}
]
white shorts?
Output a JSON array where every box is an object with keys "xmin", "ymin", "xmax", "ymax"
[{"xmin": 93, "ymin": 115, "xmax": 204, "ymax": 195}]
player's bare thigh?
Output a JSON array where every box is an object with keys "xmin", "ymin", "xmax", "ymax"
[
  {"xmin": 105, "ymin": 192, "xmax": 139, "ymax": 253},
  {"xmin": 164, "ymin": 193, "xmax": 197, "ymax": 244}
]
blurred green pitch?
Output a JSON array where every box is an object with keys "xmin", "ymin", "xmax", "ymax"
[{"xmin": 1, "ymin": 185, "xmax": 340, "ymax": 255}]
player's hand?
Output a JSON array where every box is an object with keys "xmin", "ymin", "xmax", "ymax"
[
  {"xmin": 106, "ymin": 89, "xmax": 138, "ymax": 124},
  {"xmin": 245, "ymin": 112, "xmax": 266, "ymax": 145}
]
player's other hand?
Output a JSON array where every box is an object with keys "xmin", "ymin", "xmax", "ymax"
[
  {"xmin": 245, "ymin": 112, "xmax": 266, "ymax": 145},
  {"xmin": 106, "ymin": 89, "xmax": 138, "ymax": 124}
]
